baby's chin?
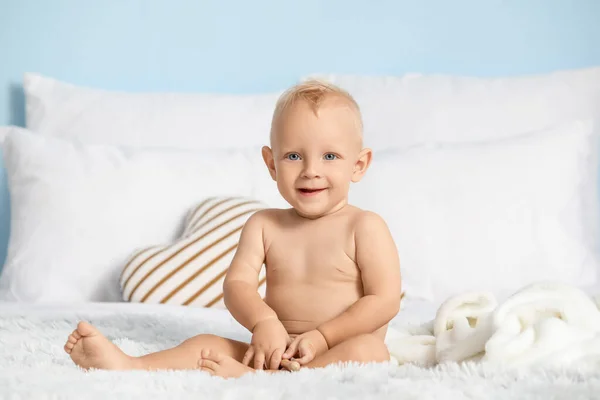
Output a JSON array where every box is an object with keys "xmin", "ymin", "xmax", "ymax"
[
  {"xmin": 293, "ymin": 208, "xmax": 327, "ymax": 220},
  {"xmin": 290, "ymin": 199, "xmax": 347, "ymax": 219}
]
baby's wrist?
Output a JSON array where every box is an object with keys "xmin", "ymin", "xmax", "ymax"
[
  {"xmin": 313, "ymin": 327, "xmax": 330, "ymax": 352},
  {"xmin": 251, "ymin": 316, "xmax": 279, "ymax": 333}
]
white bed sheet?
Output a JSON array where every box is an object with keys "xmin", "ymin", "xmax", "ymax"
[
  {"xmin": 0, "ymin": 297, "xmax": 439, "ymax": 341},
  {"xmin": 2, "ymin": 298, "xmax": 597, "ymax": 399}
]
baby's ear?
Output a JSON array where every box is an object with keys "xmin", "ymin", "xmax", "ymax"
[
  {"xmin": 262, "ymin": 146, "xmax": 277, "ymax": 181},
  {"xmin": 351, "ymin": 148, "xmax": 372, "ymax": 183}
]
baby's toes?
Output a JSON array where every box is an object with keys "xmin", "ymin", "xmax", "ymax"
[
  {"xmin": 198, "ymin": 357, "xmax": 219, "ymax": 373},
  {"xmin": 200, "ymin": 348, "xmax": 211, "ymax": 359},
  {"xmin": 200, "ymin": 348, "xmax": 224, "ymax": 363},
  {"xmin": 64, "ymin": 342, "xmax": 74, "ymax": 353},
  {"xmin": 64, "ymin": 332, "xmax": 80, "ymax": 354}
]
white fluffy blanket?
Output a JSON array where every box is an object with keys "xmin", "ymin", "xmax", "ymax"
[
  {"xmin": 1, "ymin": 283, "xmax": 600, "ymax": 399},
  {"xmin": 387, "ymin": 282, "xmax": 600, "ymax": 369}
]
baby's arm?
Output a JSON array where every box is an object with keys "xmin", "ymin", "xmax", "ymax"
[
  {"xmin": 316, "ymin": 211, "xmax": 402, "ymax": 348},
  {"xmin": 223, "ymin": 211, "xmax": 276, "ymax": 331},
  {"xmin": 223, "ymin": 211, "xmax": 290, "ymax": 370}
]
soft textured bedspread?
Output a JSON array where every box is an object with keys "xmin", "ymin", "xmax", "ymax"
[{"xmin": 1, "ymin": 301, "xmax": 599, "ymax": 399}]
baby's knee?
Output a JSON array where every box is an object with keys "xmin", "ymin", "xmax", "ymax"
[
  {"xmin": 180, "ymin": 334, "xmax": 224, "ymax": 354},
  {"xmin": 348, "ymin": 334, "xmax": 389, "ymax": 362},
  {"xmin": 180, "ymin": 334, "xmax": 246, "ymax": 361},
  {"xmin": 181, "ymin": 334, "xmax": 221, "ymax": 346}
]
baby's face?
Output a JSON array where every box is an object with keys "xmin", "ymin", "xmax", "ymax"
[{"xmin": 264, "ymin": 98, "xmax": 368, "ymax": 218}]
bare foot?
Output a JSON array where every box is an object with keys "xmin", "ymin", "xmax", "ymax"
[
  {"xmin": 64, "ymin": 321, "xmax": 136, "ymax": 370},
  {"xmin": 197, "ymin": 349, "xmax": 255, "ymax": 378}
]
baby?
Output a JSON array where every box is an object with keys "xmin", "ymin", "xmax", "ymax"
[{"xmin": 64, "ymin": 80, "xmax": 402, "ymax": 378}]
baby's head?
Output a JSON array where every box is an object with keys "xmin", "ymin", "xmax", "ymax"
[{"xmin": 262, "ymin": 80, "xmax": 372, "ymax": 218}]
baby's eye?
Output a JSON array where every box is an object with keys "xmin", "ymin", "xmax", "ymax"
[
  {"xmin": 286, "ymin": 153, "xmax": 301, "ymax": 161},
  {"xmin": 323, "ymin": 153, "xmax": 337, "ymax": 161}
]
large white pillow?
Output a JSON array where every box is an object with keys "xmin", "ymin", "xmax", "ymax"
[
  {"xmin": 0, "ymin": 126, "xmax": 28, "ymax": 144},
  {"xmin": 0, "ymin": 127, "xmax": 25, "ymax": 272},
  {"xmin": 0, "ymin": 127, "xmax": 14, "ymax": 143},
  {"xmin": 24, "ymin": 73, "xmax": 280, "ymax": 150},
  {"xmin": 0, "ymin": 129, "xmax": 269, "ymax": 303},
  {"xmin": 307, "ymin": 67, "xmax": 600, "ymax": 151},
  {"xmin": 26, "ymin": 68, "xmax": 600, "ymax": 154},
  {"xmin": 351, "ymin": 119, "xmax": 600, "ymax": 302}
]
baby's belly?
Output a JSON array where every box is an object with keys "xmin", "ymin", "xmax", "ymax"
[{"xmin": 265, "ymin": 283, "xmax": 362, "ymax": 335}]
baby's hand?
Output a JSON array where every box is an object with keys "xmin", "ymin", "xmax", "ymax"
[
  {"xmin": 243, "ymin": 318, "xmax": 290, "ymax": 370},
  {"xmin": 282, "ymin": 330, "xmax": 328, "ymax": 365}
]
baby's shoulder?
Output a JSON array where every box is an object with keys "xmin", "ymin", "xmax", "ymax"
[
  {"xmin": 347, "ymin": 207, "xmax": 390, "ymax": 234},
  {"xmin": 247, "ymin": 207, "xmax": 290, "ymax": 226}
]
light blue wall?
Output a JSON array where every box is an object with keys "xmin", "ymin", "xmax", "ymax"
[
  {"xmin": 3, "ymin": 0, "xmax": 600, "ymax": 126},
  {"xmin": 0, "ymin": 0, "xmax": 599, "ymax": 267}
]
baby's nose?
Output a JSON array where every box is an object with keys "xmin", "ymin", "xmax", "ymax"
[{"xmin": 301, "ymin": 161, "xmax": 321, "ymax": 178}]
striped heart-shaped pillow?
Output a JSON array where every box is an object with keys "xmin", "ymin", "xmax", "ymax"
[{"xmin": 120, "ymin": 196, "xmax": 267, "ymax": 308}]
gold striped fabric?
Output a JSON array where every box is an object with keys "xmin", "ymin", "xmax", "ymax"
[{"xmin": 120, "ymin": 196, "xmax": 267, "ymax": 308}]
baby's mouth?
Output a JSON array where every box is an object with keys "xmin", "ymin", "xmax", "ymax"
[{"xmin": 298, "ymin": 188, "xmax": 326, "ymax": 195}]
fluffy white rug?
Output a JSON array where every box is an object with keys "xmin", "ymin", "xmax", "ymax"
[{"xmin": 1, "ymin": 304, "xmax": 599, "ymax": 399}]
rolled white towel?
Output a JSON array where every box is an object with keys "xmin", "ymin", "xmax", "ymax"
[
  {"xmin": 433, "ymin": 291, "xmax": 497, "ymax": 363},
  {"xmin": 483, "ymin": 282, "xmax": 600, "ymax": 366},
  {"xmin": 386, "ymin": 321, "xmax": 436, "ymax": 366},
  {"xmin": 387, "ymin": 334, "xmax": 436, "ymax": 367}
]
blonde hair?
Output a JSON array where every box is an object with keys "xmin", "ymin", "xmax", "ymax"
[{"xmin": 270, "ymin": 79, "xmax": 363, "ymax": 142}]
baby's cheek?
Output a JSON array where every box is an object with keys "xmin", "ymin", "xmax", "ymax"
[
  {"xmin": 276, "ymin": 180, "xmax": 296, "ymax": 203},
  {"xmin": 333, "ymin": 168, "xmax": 354, "ymax": 184}
]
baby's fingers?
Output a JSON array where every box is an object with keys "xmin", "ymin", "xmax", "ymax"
[
  {"xmin": 253, "ymin": 350, "xmax": 266, "ymax": 370},
  {"xmin": 296, "ymin": 341, "xmax": 316, "ymax": 364},
  {"xmin": 283, "ymin": 337, "xmax": 300, "ymax": 359},
  {"xmin": 242, "ymin": 346, "xmax": 254, "ymax": 366},
  {"xmin": 269, "ymin": 348, "xmax": 283, "ymax": 370}
]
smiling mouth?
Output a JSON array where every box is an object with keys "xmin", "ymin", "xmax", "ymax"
[{"xmin": 298, "ymin": 188, "xmax": 326, "ymax": 195}]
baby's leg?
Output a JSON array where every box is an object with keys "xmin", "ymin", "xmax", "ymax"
[
  {"xmin": 196, "ymin": 333, "xmax": 389, "ymax": 378},
  {"xmin": 304, "ymin": 333, "xmax": 389, "ymax": 368},
  {"xmin": 64, "ymin": 321, "xmax": 248, "ymax": 371}
]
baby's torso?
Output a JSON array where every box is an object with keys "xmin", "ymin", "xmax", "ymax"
[{"xmin": 262, "ymin": 208, "xmax": 387, "ymax": 339}]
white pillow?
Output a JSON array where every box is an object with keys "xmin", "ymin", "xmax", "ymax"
[
  {"xmin": 0, "ymin": 127, "xmax": 25, "ymax": 271},
  {"xmin": 0, "ymin": 126, "xmax": 26, "ymax": 143},
  {"xmin": 0, "ymin": 129, "xmax": 269, "ymax": 303},
  {"xmin": 24, "ymin": 73, "xmax": 280, "ymax": 150},
  {"xmin": 351, "ymin": 119, "xmax": 600, "ymax": 302},
  {"xmin": 307, "ymin": 67, "xmax": 600, "ymax": 150}
]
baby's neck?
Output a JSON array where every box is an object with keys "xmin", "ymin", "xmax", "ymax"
[{"xmin": 292, "ymin": 200, "xmax": 350, "ymax": 220}]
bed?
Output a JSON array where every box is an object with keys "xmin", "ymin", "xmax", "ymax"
[
  {"xmin": 0, "ymin": 300, "xmax": 424, "ymax": 398},
  {"xmin": 3, "ymin": 299, "xmax": 598, "ymax": 399},
  {"xmin": 2, "ymin": 69, "xmax": 600, "ymax": 399}
]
